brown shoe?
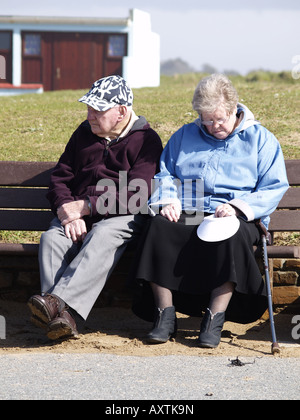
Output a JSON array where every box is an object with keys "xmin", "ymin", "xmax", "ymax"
[
  {"xmin": 27, "ymin": 294, "xmax": 66, "ymax": 327},
  {"xmin": 47, "ymin": 309, "xmax": 79, "ymax": 341}
]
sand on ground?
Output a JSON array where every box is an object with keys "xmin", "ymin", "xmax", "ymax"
[{"xmin": 0, "ymin": 300, "xmax": 299, "ymax": 358}]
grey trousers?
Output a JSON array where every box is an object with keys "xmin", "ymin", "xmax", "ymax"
[{"xmin": 38, "ymin": 215, "xmax": 145, "ymax": 320}]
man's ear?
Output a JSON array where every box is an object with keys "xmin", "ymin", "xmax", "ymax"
[{"xmin": 118, "ymin": 105, "xmax": 128, "ymax": 120}]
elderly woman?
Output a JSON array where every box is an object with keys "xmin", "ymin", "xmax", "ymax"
[{"xmin": 132, "ymin": 74, "xmax": 289, "ymax": 348}]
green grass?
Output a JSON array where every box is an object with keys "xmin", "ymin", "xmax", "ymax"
[
  {"xmin": 0, "ymin": 72, "xmax": 299, "ymax": 244},
  {"xmin": 0, "ymin": 72, "xmax": 299, "ymax": 160}
]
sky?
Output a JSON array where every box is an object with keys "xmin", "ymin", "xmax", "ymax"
[{"xmin": 1, "ymin": 0, "xmax": 300, "ymax": 75}]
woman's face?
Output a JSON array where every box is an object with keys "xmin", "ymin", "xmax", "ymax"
[{"xmin": 201, "ymin": 105, "xmax": 237, "ymax": 140}]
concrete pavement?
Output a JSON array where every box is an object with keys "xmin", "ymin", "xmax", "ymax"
[{"xmin": 0, "ymin": 352, "xmax": 299, "ymax": 401}]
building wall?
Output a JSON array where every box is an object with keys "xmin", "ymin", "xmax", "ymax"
[
  {"xmin": 124, "ymin": 9, "xmax": 160, "ymax": 88},
  {"xmin": 0, "ymin": 9, "xmax": 160, "ymax": 92}
]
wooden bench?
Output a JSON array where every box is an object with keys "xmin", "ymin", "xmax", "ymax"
[
  {"xmin": 0, "ymin": 161, "xmax": 55, "ymax": 255},
  {"xmin": 0, "ymin": 160, "xmax": 299, "ymax": 253},
  {"xmin": 0, "ymin": 160, "xmax": 299, "ymax": 299},
  {"xmin": 266, "ymin": 159, "xmax": 300, "ymax": 258}
]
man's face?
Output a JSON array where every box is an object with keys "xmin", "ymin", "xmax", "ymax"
[{"xmin": 87, "ymin": 106, "xmax": 122, "ymax": 137}]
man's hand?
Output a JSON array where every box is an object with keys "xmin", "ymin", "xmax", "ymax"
[
  {"xmin": 57, "ymin": 200, "xmax": 90, "ymax": 226},
  {"xmin": 64, "ymin": 219, "xmax": 87, "ymax": 242},
  {"xmin": 160, "ymin": 203, "xmax": 181, "ymax": 222}
]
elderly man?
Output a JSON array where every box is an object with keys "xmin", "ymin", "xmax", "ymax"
[{"xmin": 28, "ymin": 75, "xmax": 163, "ymax": 341}]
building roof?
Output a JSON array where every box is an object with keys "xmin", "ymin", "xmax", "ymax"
[{"xmin": 0, "ymin": 15, "xmax": 130, "ymax": 27}]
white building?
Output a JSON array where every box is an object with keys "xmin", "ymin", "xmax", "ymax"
[{"xmin": 0, "ymin": 9, "xmax": 160, "ymax": 95}]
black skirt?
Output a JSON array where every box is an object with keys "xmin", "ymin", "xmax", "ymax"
[{"xmin": 131, "ymin": 213, "xmax": 268, "ymax": 324}]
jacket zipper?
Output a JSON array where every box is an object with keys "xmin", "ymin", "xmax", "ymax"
[{"xmin": 104, "ymin": 137, "xmax": 120, "ymax": 157}]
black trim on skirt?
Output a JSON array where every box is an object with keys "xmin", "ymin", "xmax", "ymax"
[{"xmin": 131, "ymin": 213, "xmax": 268, "ymax": 324}]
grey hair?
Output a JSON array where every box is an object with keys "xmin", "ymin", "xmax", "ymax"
[{"xmin": 192, "ymin": 74, "xmax": 239, "ymax": 115}]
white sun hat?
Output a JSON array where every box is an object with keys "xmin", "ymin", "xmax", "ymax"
[{"xmin": 197, "ymin": 214, "xmax": 240, "ymax": 242}]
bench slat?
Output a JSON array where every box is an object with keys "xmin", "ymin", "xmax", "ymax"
[
  {"xmin": 254, "ymin": 245, "xmax": 300, "ymax": 258},
  {"xmin": 277, "ymin": 187, "xmax": 300, "ymax": 209},
  {"xmin": 0, "ymin": 243, "xmax": 39, "ymax": 256},
  {"xmin": 0, "ymin": 161, "xmax": 55, "ymax": 187},
  {"xmin": 0, "ymin": 188, "xmax": 50, "ymax": 209},
  {"xmin": 285, "ymin": 160, "xmax": 300, "ymax": 186},
  {"xmin": 0, "ymin": 210, "xmax": 53, "ymax": 231},
  {"xmin": 269, "ymin": 210, "xmax": 300, "ymax": 232},
  {"xmin": 267, "ymin": 245, "xmax": 300, "ymax": 258}
]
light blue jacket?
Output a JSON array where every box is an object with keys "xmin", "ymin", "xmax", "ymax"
[{"xmin": 149, "ymin": 104, "xmax": 289, "ymax": 227}]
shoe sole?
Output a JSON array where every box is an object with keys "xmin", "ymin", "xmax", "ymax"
[
  {"xmin": 47, "ymin": 320, "xmax": 79, "ymax": 341},
  {"xmin": 197, "ymin": 341, "xmax": 218, "ymax": 349},
  {"xmin": 146, "ymin": 337, "xmax": 169, "ymax": 344},
  {"xmin": 27, "ymin": 296, "xmax": 52, "ymax": 325},
  {"xmin": 146, "ymin": 332, "xmax": 177, "ymax": 344}
]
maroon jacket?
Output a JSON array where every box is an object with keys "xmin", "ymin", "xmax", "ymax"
[{"xmin": 47, "ymin": 116, "xmax": 163, "ymax": 227}]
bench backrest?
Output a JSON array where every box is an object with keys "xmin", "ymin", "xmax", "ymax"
[
  {"xmin": 0, "ymin": 159, "xmax": 299, "ymax": 233},
  {"xmin": 268, "ymin": 160, "xmax": 300, "ymax": 233},
  {"xmin": 0, "ymin": 161, "xmax": 55, "ymax": 231}
]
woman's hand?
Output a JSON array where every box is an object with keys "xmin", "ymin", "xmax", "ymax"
[
  {"xmin": 215, "ymin": 203, "xmax": 237, "ymax": 218},
  {"xmin": 160, "ymin": 203, "xmax": 181, "ymax": 222}
]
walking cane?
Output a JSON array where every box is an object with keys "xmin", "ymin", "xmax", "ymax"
[{"xmin": 257, "ymin": 221, "xmax": 280, "ymax": 355}]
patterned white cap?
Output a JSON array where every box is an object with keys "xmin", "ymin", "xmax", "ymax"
[{"xmin": 78, "ymin": 75, "xmax": 133, "ymax": 111}]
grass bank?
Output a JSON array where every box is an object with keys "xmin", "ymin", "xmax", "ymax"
[{"xmin": 0, "ymin": 72, "xmax": 299, "ymax": 160}]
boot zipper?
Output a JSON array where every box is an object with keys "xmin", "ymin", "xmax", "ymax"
[
  {"xmin": 207, "ymin": 309, "xmax": 214, "ymax": 331},
  {"xmin": 156, "ymin": 308, "xmax": 164, "ymax": 328}
]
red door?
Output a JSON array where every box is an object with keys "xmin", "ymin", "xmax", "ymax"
[
  {"xmin": 52, "ymin": 32, "xmax": 103, "ymax": 90},
  {"xmin": 22, "ymin": 31, "xmax": 125, "ymax": 91}
]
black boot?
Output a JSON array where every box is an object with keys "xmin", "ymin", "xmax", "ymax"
[
  {"xmin": 146, "ymin": 306, "xmax": 177, "ymax": 344},
  {"xmin": 197, "ymin": 308, "xmax": 225, "ymax": 348}
]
